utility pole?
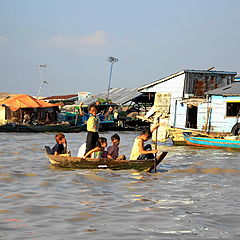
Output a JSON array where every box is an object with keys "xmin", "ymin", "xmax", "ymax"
[{"xmin": 107, "ymin": 56, "xmax": 118, "ymax": 99}]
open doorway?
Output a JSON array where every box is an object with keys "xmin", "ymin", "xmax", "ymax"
[{"xmin": 186, "ymin": 105, "xmax": 198, "ymax": 129}]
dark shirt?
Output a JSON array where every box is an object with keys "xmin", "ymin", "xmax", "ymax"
[
  {"xmin": 107, "ymin": 145, "xmax": 119, "ymax": 159},
  {"xmin": 52, "ymin": 143, "xmax": 64, "ymax": 155}
]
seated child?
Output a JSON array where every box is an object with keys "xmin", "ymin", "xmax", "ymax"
[
  {"xmin": 84, "ymin": 137, "xmax": 107, "ymax": 159},
  {"xmin": 52, "ymin": 133, "xmax": 68, "ymax": 156},
  {"xmin": 106, "ymin": 134, "xmax": 127, "ymax": 160},
  {"xmin": 77, "ymin": 143, "xmax": 86, "ymax": 158},
  {"xmin": 130, "ymin": 128, "xmax": 159, "ymax": 160},
  {"xmin": 107, "ymin": 134, "xmax": 120, "ymax": 159}
]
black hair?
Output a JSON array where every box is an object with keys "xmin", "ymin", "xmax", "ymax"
[
  {"xmin": 88, "ymin": 104, "xmax": 97, "ymax": 111},
  {"xmin": 111, "ymin": 134, "xmax": 120, "ymax": 141},
  {"xmin": 96, "ymin": 137, "xmax": 107, "ymax": 147},
  {"xmin": 140, "ymin": 129, "xmax": 152, "ymax": 138}
]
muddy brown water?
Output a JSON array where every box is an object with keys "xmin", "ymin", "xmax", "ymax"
[{"xmin": 0, "ymin": 131, "xmax": 240, "ymax": 239}]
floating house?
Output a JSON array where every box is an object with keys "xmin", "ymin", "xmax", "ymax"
[
  {"xmin": 0, "ymin": 94, "xmax": 59, "ymax": 125},
  {"xmin": 76, "ymin": 88, "xmax": 155, "ymax": 129},
  {"xmin": 138, "ymin": 69, "xmax": 237, "ymax": 142},
  {"xmin": 200, "ymin": 82, "xmax": 240, "ymax": 135}
]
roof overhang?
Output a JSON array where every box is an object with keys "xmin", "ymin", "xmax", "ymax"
[{"xmin": 180, "ymin": 98, "xmax": 209, "ymax": 106}]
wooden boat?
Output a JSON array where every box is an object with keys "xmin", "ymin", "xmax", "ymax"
[
  {"xmin": 45, "ymin": 146, "xmax": 168, "ymax": 172},
  {"xmin": 183, "ymin": 132, "xmax": 240, "ymax": 150},
  {"xmin": 0, "ymin": 122, "xmax": 135, "ymax": 133},
  {"xmin": 0, "ymin": 123, "xmax": 86, "ymax": 133}
]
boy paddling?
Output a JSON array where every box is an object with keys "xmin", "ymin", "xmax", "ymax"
[{"xmin": 130, "ymin": 124, "xmax": 160, "ymax": 160}]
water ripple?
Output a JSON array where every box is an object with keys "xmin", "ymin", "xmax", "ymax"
[{"xmin": 0, "ymin": 132, "xmax": 239, "ymax": 239}]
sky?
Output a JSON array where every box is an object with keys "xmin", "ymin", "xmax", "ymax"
[{"xmin": 0, "ymin": 0, "xmax": 240, "ymax": 97}]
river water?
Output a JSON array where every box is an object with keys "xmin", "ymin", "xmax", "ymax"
[{"xmin": 0, "ymin": 131, "xmax": 240, "ymax": 240}]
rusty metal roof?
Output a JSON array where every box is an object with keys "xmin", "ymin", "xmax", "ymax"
[
  {"xmin": 138, "ymin": 69, "xmax": 237, "ymax": 92},
  {"xmin": 207, "ymin": 82, "xmax": 240, "ymax": 96},
  {"xmin": 43, "ymin": 94, "xmax": 78, "ymax": 101}
]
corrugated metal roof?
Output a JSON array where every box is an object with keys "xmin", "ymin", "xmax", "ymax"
[
  {"xmin": 207, "ymin": 82, "xmax": 240, "ymax": 96},
  {"xmin": 76, "ymin": 88, "xmax": 142, "ymax": 105},
  {"xmin": 183, "ymin": 69, "xmax": 237, "ymax": 75},
  {"xmin": 138, "ymin": 69, "xmax": 237, "ymax": 92}
]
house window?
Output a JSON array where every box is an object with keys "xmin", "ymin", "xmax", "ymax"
[{"xmin": 226, "ymin": 102, "xmax": 240, "ymax": 117}]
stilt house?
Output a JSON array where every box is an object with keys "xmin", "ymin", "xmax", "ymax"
[{"xmin": 138, "ymin": 69, "xmax": 237, "ymax": 134}]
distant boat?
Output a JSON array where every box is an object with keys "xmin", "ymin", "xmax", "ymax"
[
  {"xmin": 0, "ymin": 121, "xmax": 135, "ymax": 133},
  {"xmin": 183, "ymin": 132, "xmax": 240, "ymax": 150},
  {"xmin": 0, "ymin": 123, "xmax": 86, "ymax": 133},
  {"xmin": 45, "ymin": 146, "xmax": 168, "ymax": 172}
]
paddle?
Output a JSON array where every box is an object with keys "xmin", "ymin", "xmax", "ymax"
[
  {"xmin": 148, "ymin": 151, "xmax": 168, "ymax": 173},
  {"xmin": 154, "ymin": 117, "xmax": 160, "ymax": 173}
]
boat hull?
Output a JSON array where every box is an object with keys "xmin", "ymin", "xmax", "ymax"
[
  {"xmin": 47, "ymin": 152, "xmax": 168, "ymax": 172},
  {"xmin": 0, "ymin": 123, "xmax": 86, "ymax": 133},
  {"xmin": 183, "ymin": 132, "xmax": 240, "ymax": 150},
  {"xmin": 0, "ymin": 123, "xmax": 135, "ymax": 133}
]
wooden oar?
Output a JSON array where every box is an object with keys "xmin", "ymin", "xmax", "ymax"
[
  {"xmin": 154, "ymin": 118, "xmax": 160, "ymax": 173},
  {"xmin": 148, "ymin": 151, "xmax": 168, "ymax": 173}
]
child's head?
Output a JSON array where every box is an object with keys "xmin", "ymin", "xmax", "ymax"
[
  {"xmin": 96, "ymin": 137, "xmax": 107, "ymax": 148},
  {"xmin": 111, "ymin": 134, "xmax": 120, "ymax": 146},
  {"xmin": 89, "ymin": 104, "xmax": 97, "ymax": 116},
  {"xmin": 55, "ymin": 133, "xmax": 66, "ymax": 144},
  {"xmin": 140, "ymin": 130, "xmax": 152, "ymax": 141}
]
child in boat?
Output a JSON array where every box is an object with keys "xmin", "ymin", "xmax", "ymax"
[
  {"xmin": 106, "ymin": 133, "xmax": 126, "ymax": 160},
  {"xmin": 85, "ymin": 104, "xmax": 100, "ymax": 154},
  {"xmin": 52, "ymin": 133, "xmax": 68, "ymax": 156},
  {"xmin": 130, "ymin": 125, "xmax": 160, "ymax": 160},
  {"xmin": 107, "ymin": 134, "xmax": 120, "ymax": 159},
  {"xmin": 84, "ymin": 137, "xmax": 107, "ymax": 159},
  {"xmin": 77, "ymin": 143, "xmax": 86, "ymax": 157}
]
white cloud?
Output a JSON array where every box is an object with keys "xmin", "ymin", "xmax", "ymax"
[
  {"xmin": 80, "ymin": 30, "xmax": 109, "ymax": 46},
  {"xmin": 38, "ymin": 30, "xmax": 133, "ymax": 51},
  {"xmin": 39, "ymin": 30, "xmax": 110, "ymax": 48}
]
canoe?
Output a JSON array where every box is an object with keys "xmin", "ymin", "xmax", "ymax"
[
  {"xmin": 45, "ymin": 147, "xmax": 168, "ymax": 172},
  {"xmin": 0, "ymin": 122, "xmax": 135, "ymax": 133},
  {"xmin": 0, "ymin": 123, "xmax": 86, "ymax": 133},
  {"xmin": 183, "ymin": 132, "xmax": 240, "ymax": 150}
]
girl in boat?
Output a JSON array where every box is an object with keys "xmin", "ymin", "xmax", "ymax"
[{"xmin": 83, "ymin": 137, "xmax": 107, "ymax": 159}]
